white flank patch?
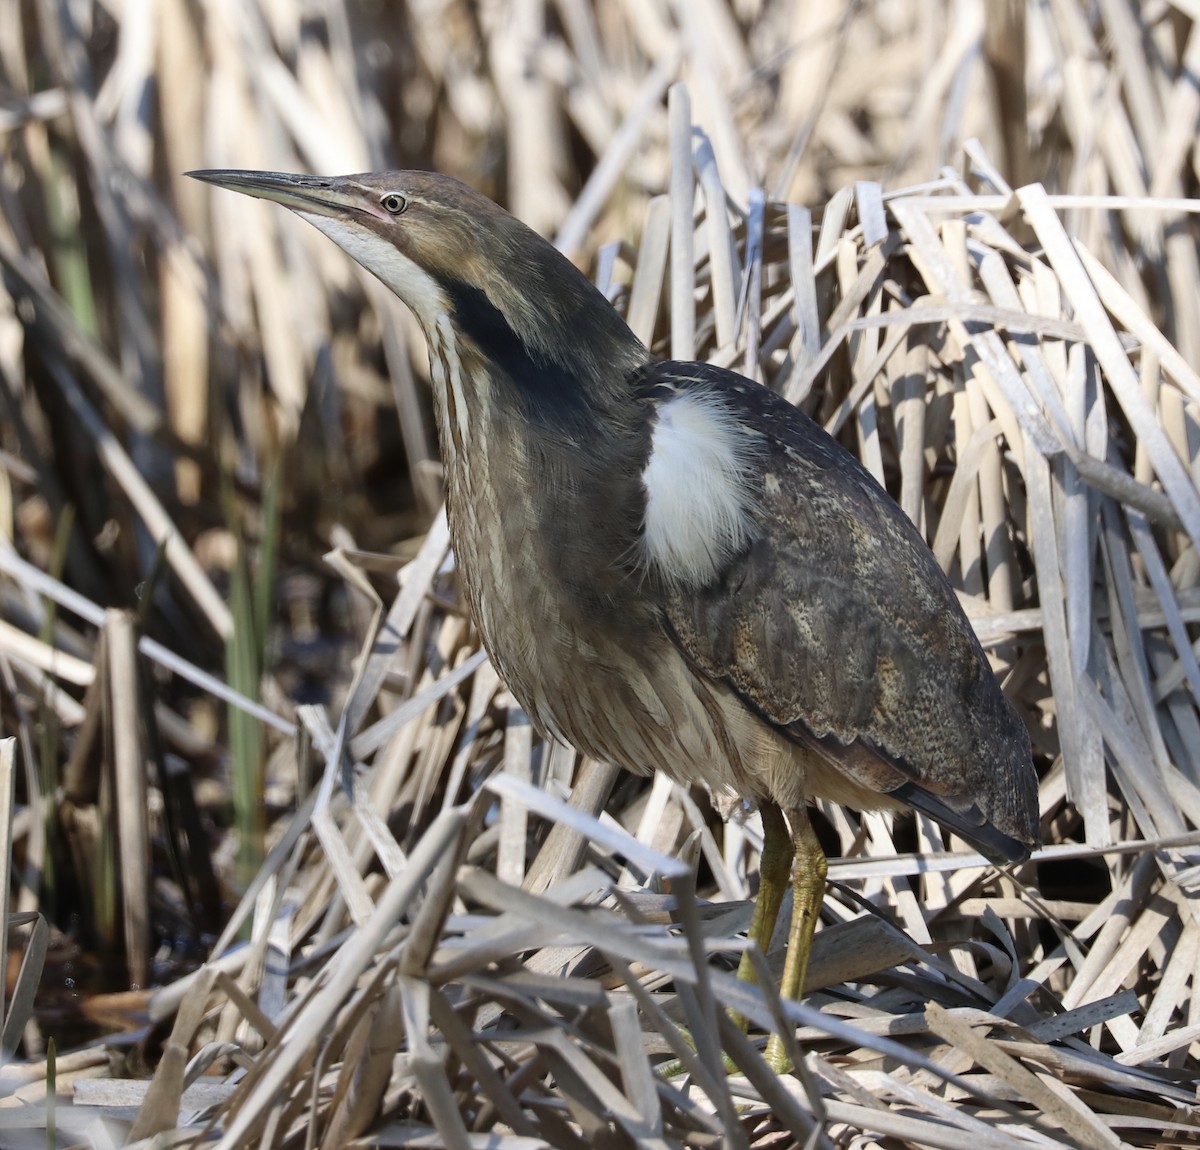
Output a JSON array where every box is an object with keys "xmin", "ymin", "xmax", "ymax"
[
  {"xmin": 300, "ymin": 214, "xmax": 447, "ymax": 330},
  {"xmin": 641, "ymin": 390, "xmax": 755, "ymax": 587}
]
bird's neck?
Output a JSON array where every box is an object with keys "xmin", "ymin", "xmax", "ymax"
[
  {"xmin": 420, "ymin": 290, "xmax": 653, "ymax": 618},
  {"xmin": 417, "ymin": 268, "xmax": 652, "ymax": 502},
  {"xmin": 424, "ymin": 299, "xmax": 650, "ymax": 493},
  {"xmin": 436, "ymin": 273, "xmax": 647, "ymax": 427}
]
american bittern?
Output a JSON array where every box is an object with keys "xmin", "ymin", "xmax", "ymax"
[{"xmin": 190, "ymin": 168, "xmax": 1040, "ymax": 1068}]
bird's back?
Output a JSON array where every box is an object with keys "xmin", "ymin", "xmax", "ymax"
[{"xmin": 636, "ymin": 362, "xmax": 1039, "ymax": 863}]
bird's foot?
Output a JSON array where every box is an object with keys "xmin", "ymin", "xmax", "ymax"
[
  {"xmin": 653, "ymin": 1012, "xmax": 795, "ymax": 1079},
  {"xmin": 762, "ymin": 1031, "xmax": 793, "ymax": 1074}
]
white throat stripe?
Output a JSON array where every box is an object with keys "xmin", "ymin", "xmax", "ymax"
[{"xmin": 301, "ymin": 214, "xmax": 447, "ymax": 328}]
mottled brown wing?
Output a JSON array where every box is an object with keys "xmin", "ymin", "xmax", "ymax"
[{"xmin": 638, "ymin": 361, "xmax": 1039, "ymax": 863}]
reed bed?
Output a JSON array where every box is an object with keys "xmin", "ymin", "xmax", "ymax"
[{"xmin": 2, "ymin": 1, "xmax": 1200, "ymax": 1147}]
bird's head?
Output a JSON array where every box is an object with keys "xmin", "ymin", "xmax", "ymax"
[{"xmin": 188, "ymin": 169, "xmax": 646, "ymax": 421}]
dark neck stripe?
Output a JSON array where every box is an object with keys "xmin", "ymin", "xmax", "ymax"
[{"xmin": 441, "ymin": 277, "xmax": 590, "ymax": 424}]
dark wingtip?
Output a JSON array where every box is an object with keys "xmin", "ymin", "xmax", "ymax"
[{"xmin": 891, "ymin": 780, "xmax": 1036, "ymax": 864}]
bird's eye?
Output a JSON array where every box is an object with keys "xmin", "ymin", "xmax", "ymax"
[{"xmin": 380, "ymin": 193, "xmax": 407, "ymax": 215}]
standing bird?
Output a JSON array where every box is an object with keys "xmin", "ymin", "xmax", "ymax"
[{"xmin": 190, "ymin": 169, "xmax": 1039, "ymax": 1066}]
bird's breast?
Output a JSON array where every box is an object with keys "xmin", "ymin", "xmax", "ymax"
[
  {"xmin": 438, "ymin": 404, "xmax": 642, "ymax": 717},
  {"xmin": 423, "ymin": 362, "xmax": 756, "ymax": 787}
]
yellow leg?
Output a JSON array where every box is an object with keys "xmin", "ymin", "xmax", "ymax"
[
  {"xmin": 655, "ymin": 806, "xmax": 790, "ymax": 1082},
  {"xmin": 661, "ymin": 802, "xmax": 824, "ymax": 1081},
  {"xmin": 764, "ymin": 804, "xmax": 827, "ymax": 1071},
  {"xmin": 735, "ymin": 801, "xmax": 794, "ymax": 987}
]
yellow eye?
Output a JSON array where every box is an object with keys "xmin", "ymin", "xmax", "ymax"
[{"xmin": 381, "ymin": 193, "xmax": 407, "ymax": 214}]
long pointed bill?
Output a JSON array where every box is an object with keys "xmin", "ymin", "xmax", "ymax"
[
  {"xmin": 188, "ymin": 168, "xmax": 452, "ymax": 336},
  {"xmin": 186, "ymin": 169, "xmax": 359, "ymax": 219}
]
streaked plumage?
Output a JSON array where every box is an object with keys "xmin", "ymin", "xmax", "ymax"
[{"xmin": 191, "ymin": 168, "xmax": 1040, "ymax": 1064}]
